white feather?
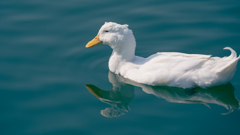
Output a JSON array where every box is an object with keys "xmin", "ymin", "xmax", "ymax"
[{"xmin": 94, "ymin": 22, "xmax": 239, "ymax": 89}]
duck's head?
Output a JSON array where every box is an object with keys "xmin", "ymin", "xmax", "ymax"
[{"xmin": 86, "ymin": 22, "xmax": 136, "ymax": 51}]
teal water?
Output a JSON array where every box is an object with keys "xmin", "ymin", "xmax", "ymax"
[{"xmin": 1, "ymin": 0, "xmax": 240, "ymax": 134}]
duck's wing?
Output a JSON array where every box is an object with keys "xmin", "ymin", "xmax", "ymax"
[
  {"xmin": 159, "ymin": 52, "xmax": 211, "ymax": 59},
  {"xmin": 140, "ymin": 52, "xmax": 211, "ymax": 72}
]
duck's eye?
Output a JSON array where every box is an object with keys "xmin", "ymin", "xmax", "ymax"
[{"xmin": 104, "ymin": 30, "xmax": 109, "ymax": 33}]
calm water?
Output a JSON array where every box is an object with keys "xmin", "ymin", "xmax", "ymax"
[{"xmin": 1, "ymin": 0, "xmax": 240, "ymax": 134}]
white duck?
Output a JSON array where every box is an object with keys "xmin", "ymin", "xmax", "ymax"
[{"xmin": 86, "ymin": 22, "xmax": 239, "ymax": 89}]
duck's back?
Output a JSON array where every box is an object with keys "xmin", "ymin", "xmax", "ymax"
[
  {"xmin": 121, "ymin": 47, "xmax": 239, "ymax": 88},
  {"xmin": 140, "ymin": 52, "xmax": 211, "ymax": 72}
]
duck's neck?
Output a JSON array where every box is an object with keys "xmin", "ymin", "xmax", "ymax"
[{"xmin": 109, "ymin": 35, "xmax": 136, "ymax": 73}]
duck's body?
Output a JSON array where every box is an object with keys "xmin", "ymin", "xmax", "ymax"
[
  {"xmin": 109, "ymin": 48, "xmax": 239, "ymax": 88},
  {"xmin": 86, "ymin": 22, "xmax": 239, "ymax": 89}
]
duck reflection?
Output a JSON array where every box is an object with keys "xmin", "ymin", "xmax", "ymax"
[{"xmin": 85, "ymin": 72, "xmax": 239, "ymax": 118}]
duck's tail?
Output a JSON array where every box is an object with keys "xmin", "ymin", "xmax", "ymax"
[
  {"xmin": 223, "ymin": 47, "xmax": 238, "ymax": 60},
  {"xmin": 216, "ymin": 47, "xmax": 239, "ymax": 82},
  {"xmin": 217, "ymin": 47, "xmax": 240, "ymax": 73}
]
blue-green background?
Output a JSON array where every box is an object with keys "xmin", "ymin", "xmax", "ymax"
[{"xmin": 1, "ymin": 0, "xmax": 240, "ymax": 134}]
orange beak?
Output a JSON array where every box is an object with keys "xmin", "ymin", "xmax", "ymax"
[{"xmin": 86, "ymin": 34, "xmax": 103, "ymax": 48}]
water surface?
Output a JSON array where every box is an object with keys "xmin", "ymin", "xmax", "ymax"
[{"xmin": 1, "ymin": 0, "xmax": 240, "ymax": 135}]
